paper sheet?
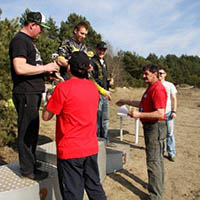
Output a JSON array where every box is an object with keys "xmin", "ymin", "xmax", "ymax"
[{"xmin": 117, "ymin": 105, "xmax": 129, "ymax": 115}]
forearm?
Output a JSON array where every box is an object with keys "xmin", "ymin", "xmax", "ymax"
[
  {"xmin": 13, "ymin": 57, "xmax": 58, "ymax": 76},
  {"xmin": 14, "ymin": 62, "xmax": 46, "ymax": 75},
  {"xmin": 172, "ymin": 94, "xmax": 177, "ymax": 111},
  {"xmin": 116, "ymin": 99, "xmax": 140, "ymax": 107},
  {"xmin": 129, "ymin": 109, "xmax": 165, "ymax": 119},
  {"xmin": 139, "ymin": 110, "xmax": 165, "ymax": 119}
]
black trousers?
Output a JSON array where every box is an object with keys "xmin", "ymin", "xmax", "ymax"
[
  {"xmin": 13, "ymin": 93, "xmax": 41, "ymax": 175},
  {"xmin": 57, "ymin": 154, "xmax": 107, "ymax": 200}
]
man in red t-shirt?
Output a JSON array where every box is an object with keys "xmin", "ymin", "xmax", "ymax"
[
  {"xmin": 42, "ymin": 51, "xmax": 106, "ymax": 200},
  {"xmin": 116, "ymin": 64, "xmax": 167, "ymax": 200}
]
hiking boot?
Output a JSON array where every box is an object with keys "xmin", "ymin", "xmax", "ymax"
[{"xmin": 22, "ymin": 169, "xmax": 48, "ymax": 181}]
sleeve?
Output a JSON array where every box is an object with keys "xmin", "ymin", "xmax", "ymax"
[
  {"xmin": 11, "ymin": 39, "xmax": 28, "ymax": 59},
  {"xmin": 91, "ymin": 59, "xmax": 102, "ymax": 86},
  {"xmin": 170, "ymin": 83, "xmax": 177, "ymax": 94},
  {"xmin": 58, "ymin": 40, "xmax": 73, "ymax": 59},
  {"xmin": 93, "ymin": 81, "xmax": 107, "ymax": 95},
  {"xmin": 88, "ymin": 73, "xmax": 107, "ymax": 95},
  {"xmin": 46, "ymin": 84, "xmax": 66, "ymax": 115}
]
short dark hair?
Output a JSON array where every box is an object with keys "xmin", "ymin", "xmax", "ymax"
[
  {"xmin": 159, "ymin": 66, "xmax": 167, "ymax": 73},
  {"xmin": 69, "ymin": 51, "xmax": 90, "ymax": 78},
  {"xmin": 143, "ymin": 64, "xmax": 160, "ymax": 77},
  {"xmin": 73, "ymin": 22, "xmax": 89, "ymax": 34}
]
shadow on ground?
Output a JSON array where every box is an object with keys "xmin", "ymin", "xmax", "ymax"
[
  {"xmin": 38, "ymin": 135, "xmax": 53, "ymax": 145},
  {"xmin": 108, "ymin": 129, "xmax": 145, "ymax": 150},
  {"xmin": 108, "ymin": 168, "xmax": 149, "ymax": 200}
]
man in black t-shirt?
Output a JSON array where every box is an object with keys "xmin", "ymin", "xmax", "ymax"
[{"xmin": 9, "ymin": 11, "xmax": 58, "ymax": 180}]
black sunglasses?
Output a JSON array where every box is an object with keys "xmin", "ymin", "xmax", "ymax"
[{"xmin": 159, "ymin": 72, "xmax": 165, "ymax": 75}]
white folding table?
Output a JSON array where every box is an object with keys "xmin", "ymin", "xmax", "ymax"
[{"xmin": 117, "ymin": 113, "xmax": 139, "ymax": 144}]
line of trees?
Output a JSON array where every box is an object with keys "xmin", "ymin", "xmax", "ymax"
[{"xmin": 0, "ymin": 8, "xmax": 200, "ymax": 146}]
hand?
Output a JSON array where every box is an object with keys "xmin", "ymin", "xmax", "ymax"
[
  {"xmin": 128, "ymin": 110, "xmax": 140, "ymax": 118},
  {"xmin": 109, "ymin": 78, "xmax": 114, "ymax": 86},
  {"xmin": 45, "ymin": 62, "xmax": 59, "ymax": 73},
  {"xmin": 47, "ymin": 75, "xmax": 60, "ymax": 82},
  {"xmin": 116, "ymin": 99, "xmax": 126, "ymax": 106},
  {"xmin": 170, "ymin": 112, "xmax": 176, "ymax": 119},
  {"xmin": 88, "ymin": 65, "xmax": 93, "ymax": 73},
  {"xmin": 104, "ymin": 91, "xmax": 112, "ymax": 101},
  {"xmin": 57, "ymin": 56, "xmax": 68, "ymax": 67}
]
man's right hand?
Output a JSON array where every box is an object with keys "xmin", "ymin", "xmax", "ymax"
[
  {"xmin": 57, "ymin": 56, "xmax": 68, "ymax": 67},
  {"xmin": 45, "ymin": 62, "xmax": 59, "ymax": 73},
  {"xmin": 104, "ymin": 91, "xmax": 112, "ymax": 101}
]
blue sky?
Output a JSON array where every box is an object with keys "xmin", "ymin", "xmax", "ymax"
[{"xmin": 1, "ymin": 0, "xmax": 200, "ymax": 58}]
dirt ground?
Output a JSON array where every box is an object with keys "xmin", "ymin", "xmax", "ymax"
[{"xmin": 0, "ymin": 87, "xmax": 200, "ymax": 200}]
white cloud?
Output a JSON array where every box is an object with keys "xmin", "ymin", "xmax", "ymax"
[{"xmin": 1, "ymin": 0, "xmax": 200, "ymax": 57}]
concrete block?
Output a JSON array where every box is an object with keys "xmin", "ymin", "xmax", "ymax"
[
  {"xmin": 36, "ymin": 139, "xmax": 106, "ymax": 183},
  {"xmin": 106, "ymin": 143, "xmax": 130, "ymax": 174},
  {"xmin": 36, "ymin": 142, "xmax": 57, "ymax": 165},
  {"xmin": 106, "ymin": 148, "xmax": 123, "ymax": 174},
  {"xmin": 97, "ymin": 138, "xmax": 106, "ymax": 182},
  {"xmin": 0, "ymin": 162, "xmax": 62, "ymax": 200}
]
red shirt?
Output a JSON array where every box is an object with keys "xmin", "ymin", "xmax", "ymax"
[
  {"xmin": 139, "ymin": 80, "xmax": 167, "ymax": 123},
  {"xmin": 46, "ymin": 78, "xmax": 99, "ymax": 159}
]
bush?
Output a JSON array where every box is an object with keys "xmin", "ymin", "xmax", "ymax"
[{"xmin": 0, "ymin": 100, "xmax": 17, "ymax": 147}]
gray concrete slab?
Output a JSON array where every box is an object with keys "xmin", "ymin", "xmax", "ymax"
[
  {"xmin": 0, "ymin": 162, "xmax": 62, "ymax": 200},
  {"xmin": 106, "ymin": 143, "xmax": 130, "ymax": 174},
  {"xmin": 36, "ymin": 139, "xmax": 107, "ymax": 183}
]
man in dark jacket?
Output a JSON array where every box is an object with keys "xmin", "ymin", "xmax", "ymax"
[
  {"xmin": 58, "ymin": 21, "xmax": 88, "ymax": 80},
  {"xmin": 91, "ymin": 42, "xmax": 114, "ymax": 145}
]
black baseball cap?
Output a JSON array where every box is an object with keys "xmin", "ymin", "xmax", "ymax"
[
  {"xmin": 97, "ymin": 41, "xmax": 107, "ymax": 49},
  {"xmin": 69, "ymin": 51, "xmax": 90, "ymax": 68},
  {"xmin": 26, "ymin": 12, "xmax": 50, "ymax": 29}
]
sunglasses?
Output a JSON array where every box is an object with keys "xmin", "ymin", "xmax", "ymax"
[{"xmin": 159, "ymin": 72, "xmax": 165, "ymax": 75}]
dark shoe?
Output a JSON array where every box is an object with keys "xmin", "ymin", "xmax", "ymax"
[
  {"xmin": 168, "ymin": 155, "xmax": 175, "ymax": 162},
  {"xmin": 35, "ymin": 161, "xmax": 42, "ymax": 169},
  {"xmin": 22, "ymin": 169, "xmax": 48, "ymax": 181}
]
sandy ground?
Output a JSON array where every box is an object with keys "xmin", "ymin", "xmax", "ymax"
[{"xmin": 0, "ymin": 87, "xmax": 200, "ymax": 200}]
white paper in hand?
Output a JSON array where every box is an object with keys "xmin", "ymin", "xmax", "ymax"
[{"xmin": 117, "ymin": 105, "xmax": 129, "ymax": 116}]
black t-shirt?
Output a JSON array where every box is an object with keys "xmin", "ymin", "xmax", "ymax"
[{"xmin": 9, "ymin": 32, "xmax": 45, "ymax": 94}]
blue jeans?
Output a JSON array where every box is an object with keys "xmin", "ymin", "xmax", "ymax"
[
  {"xmin": 164, "ymin": 112, "xmax": 176, "ymax": 157},
  {"xmin": 97, "ymin": 95, "xmax": 109, "ymax": 142}
]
